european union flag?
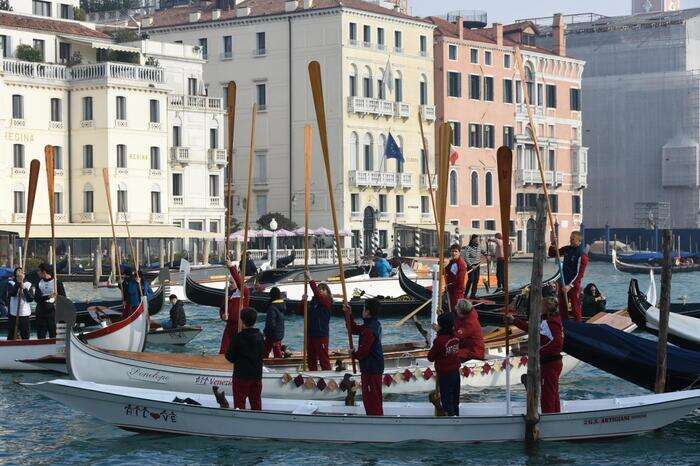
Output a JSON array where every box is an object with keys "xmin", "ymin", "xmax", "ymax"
[{"xmin": 384, "ymin": 132, "xmax": 404, "ymax": 162}]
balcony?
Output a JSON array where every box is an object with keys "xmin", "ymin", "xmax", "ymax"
[
  {"xmin": 395, "ymin": 102, "xmax": 411, "ymax": 118},
  {"xmin": 78, "ymin": 212, "xmax": 95, "ymax": 223},
  {"xmin": 54, "ymin": 213, "xmax": 67, "ymax": 223},
  {"xmin": 150, "ymin": 213, "xmax": 165, "ymax": 223},
  {"xmin": 420, "ymin": 174, "xmax": 438, "ymax": 190},
  {"xmin": 254, "ymin": 48, "xmax": 266, "ymax": 57},
  {"xmin": 115, "ymin": 119, "xmax": 128, "ymax": 128},
  {"xmin": 573, "ymin": 172, "xmax": 588, "ymax": 189},
  {"xmin": 208, "ymin": 148, "xmax": 227, "ymax": 167},
  {"xmin": 12, "ymin": 167, "xmax": 26, "ymax": 177},
  {"xmin": 516, "ymin": 205, "xmax": 538, "ymax": 213},
  {"xmin": 81, "ymin": 168, "xmax": 94, "ymax": 176},
  {"xmin": 149, "ymin": 122, "xmax": 161, "ymax": 131},
  {"xmin": 516, "ymin": 103, "xmax": 545, "ymax": 118},
  {"xmin": 349, "ymin": 170, "xmax": 397, "ymax": 189},
  {"xmin": 396, "ymin": 212, "xmax": 406, "ymax": 222},
  {"xmin": 421, "ymin": 212, "xmax": 432, "ymax": 221},
  {"xmin": 116, "ymin": 167, "xmax": 128, "ymax": 176},
  {"xmin": 54, "ymin": 168, "xmax": 65, "ymax": 177},
  {"xmin": 172, "ymin": 196, "xmax": 184, "ymax": 206},
  {"xmin": 1, "ymin": 59, "xmax": 162, "ymax": 85},
  {"xmin": 398, "ymin": 173, "xmax": 413, "ymax": 188},
  {"xmin": 117, "ymin": 212, "xmax": 129, "ymax": 222},
  {"xmin": 572, "ymin": 144, "xmax": 589, "ymax": 189},
  {"xmin": 347, "ymin": 97, "xmax": 394, "ymax": 117},
  {"xmin": 377, "ymin": 212, "xmax": 391, "ymax": 222},
  {"xmin": 516, "ymin": 169, "xmax": 564, "ymax": 187},
  {"xmin": 81, "ymin": 120, "xmax": 95, "ymax": 128},
  {"xmin": 49, "ymin": 121, "xmax": 64, "ymax": 130},
  {"xmin": 13, "ymin": 213, "xmax": 26, "ymax": 223},
  {"xmin": 170, "ymin": 147, "xmax": 190, "ymax": 165},
  {"xmin": 209, "ymin": 196, "xmax": 221, "ymax": 207},
  {"xmin": 350, "ymin": 211, "xmax": 362, "ymax": 221},
  {"xmin": 10, "ymin": 118, "xmax": 25, "ymax": 127},
  {"xmin": 420, "ymin": 105, "xmax": 436, "ymax": 121},
  {"xmin": 149, "ymin": 169, "xmax": 162, "ymax": 177},
  {"xmin": 168, "ymin": 95, "xmax": 224, "ymax": 113}
]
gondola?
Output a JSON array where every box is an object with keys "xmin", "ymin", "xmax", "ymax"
[
  {"xmin": 628, "ymin": 279, "xmax": 700, "ymax": 351},
  {"xmin": 612, "ymin": 250, "xmax": 700, "ymax": 274},
  {"xmin": 275, "ymin": 251, "xmax": 296, "ymax": 268},
  {"xmin": 563, "ymin": 319, "xmax": 700, "ymax": 392}
]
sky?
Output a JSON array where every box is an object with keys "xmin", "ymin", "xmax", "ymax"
[{"xmin": 410, "ymin": 0, "xmax": 700, "ymax": 23}]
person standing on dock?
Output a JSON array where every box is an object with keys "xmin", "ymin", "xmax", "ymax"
[
  {"xmin": 487, "ymin": 233, "xmax": 505, "ymax": 292},
  {"xmin": 346, "ymin": 298, "xmax": 385, "ymax": 416},
  {"xmin": 444, "ymin": 244, "xmax": 467, "ymax": 312},
  {"xmin": 225, "ymin": 307, "xmax": 265, "ymax": 410},
  {"xmin": 427, "ymin": 312, "xmax": 461, "ymax": 416},
  {"xmin": 549, "ymin": 231, "xmax": 589, "ymax": 321},
  {"xmin": 6, "ymin": 267, "xmax": 33, "ymax": 340},
  {"xmin": 453, "ymin": 299, "xmax": 485, "ymax": 361},
  {"xmin": 509, "ymin": 297, "xmax": 564, "ymax": 413},
  {"xmin": 302, "ymin": 275, "xmax": 333, "ymax": 370},
  {"xmin": 35, "ymin": 263, "xmax": 66, "ymax": 339},
  {"xmin": 462, "ymin": 235, "xmax": 486, "ymax": 300},
  {"xmin": 263, "ymin": 287, "xmax": 285, "ymax": 358},
  {"xmin": 219, "ymin": 261, "xmax": 250, "ymax": 354}
]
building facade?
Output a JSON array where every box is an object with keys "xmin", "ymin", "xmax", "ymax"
[
  {"xmin": 430, "ymin": 14, "xmax": 587, "ymax": 252},
  {"xmin": 141, "ymin": 0, "xmax": 437, "ymax": 254}
]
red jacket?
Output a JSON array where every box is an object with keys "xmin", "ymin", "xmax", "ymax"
[
  {"xmin": 427, "ymin": 332, "xmax": 461, "ymax": 374},
  {"xmin": 444, "ymin": 257, "xmax": 467, "ymax": 293},
  {"xmin": 514, "ymin": 314, "xmax": 563, "ymax": 361},
  {"xmin": 454, "ymin": 311, "xmax": 485, "ymax": 360},
  {"xmin": 218, "ymin": 265, "xmax": 250, "ymax": 323}
]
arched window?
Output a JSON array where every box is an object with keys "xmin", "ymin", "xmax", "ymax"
[
  {"xmin": 363, "ymin": 133, "xmax": 374, "ymax": 171},
  {"xmin": 419, "ymin": 74, "xmax": 428, "ymax": 105},
  {"xmin": 449, "ymin": 170, "xmax": 458, "ymax": 206},
  {"xmin": 349, "ymin": 132, "xmax": 359, "ymax": 171},
  {"xmin": 363, "ymin": 66, "xmax": 373, "ymax": 98},
  {"xmin": 395, "ymin": 135, "xmax": 404, "ymax": 173},
  {"xmin": 524, "ymin": 64, "xmax": 535, "ymax": 104},
  {"xmin": 377, "ymin": 68, "xmax": 386, "ymax": 99},
  {"xmin": 349, "ymin": 64, "xmax": 358, "ymax": 98},
  {"xmin": 471, "ymin": 171, "xmax": 479, "ymax": 206},
  {"xmin": 394, "ymin": 70, "xmax": 403, "ymax": 102},
  {"xmin": 485, "ymin": 172, "xmax": 493, "ymax": 206}
]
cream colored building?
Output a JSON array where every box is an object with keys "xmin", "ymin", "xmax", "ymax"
[{"xmin": 142, "ymin": 0, "xmax": 436, "ymax": 254}]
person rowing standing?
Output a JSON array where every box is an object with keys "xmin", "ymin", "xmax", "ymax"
[
  {"xmin": 549, "ymin": 231, "xmax": 589, "ymax": 321},
  {"xmin": 219, "ymin": 259, "xmax": 250, "ymax": 354},
  {"xmin": 35, "ymin": 262, "xmax": 66, "ymax": 339},
  {"xmin": 263, "ymin": 287, "xmax": 286, "ymax": 358},
  {"xmin": 444, "ymin": 244, "xmax": 467, "ymax": 313},
  {"xmin": 427, "ymin": 312, "xmax": 461, "ymax": 416},
  {"xmin": 7, "ymin": 267, "xmax": 33, "ymax": 340},
  {"xmin": 302, "ymin": 272, "xmax": 333, "ymax": 371},
  {"xmin": 462, "ymin": 235, "xmax": 486, "ymax": 300}
]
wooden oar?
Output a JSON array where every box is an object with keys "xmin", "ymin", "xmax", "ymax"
[
  {"xmin": 44, "ymin": 146, "xmax": 57, "ymax": 282},
  {"xmin": 13, "ymin": 159, "xmax": 40, "ymax": 339},
  {"xmin": 393, "ymin": 299, "xmax": 431, "ymax": 327},
  {"xmin": 238, "ymin": 102, "xmax": 257, "ymax": 332},
  {"xmin": 225, "ymin": 81, "xmax": 237, "ymax": 255},
  {"xmin": 308, "ymin": 60, "xmax": 356, "ymax": 373},
  {"xmin": 101, "ymin": 168, "xmax": 125, "ymax": 305},
  {"xmin": 302, "ymin": 124, "xmax": 312, "ymax": 371},
  {"xmin": 435, "ymin": 123, "xmax": 452, "ymax": 309}
]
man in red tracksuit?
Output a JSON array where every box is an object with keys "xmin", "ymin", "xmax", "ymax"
[
  {"xmin": 444, "ymin": 244, "xmax": 467, "ymax": 313},
  {"xmin": 453, "ymin": 299, "xmax": 485, "ymax": 361},
  {"xmin": 511, "ymin": 297, "xmax": 564, "ymax": 413},
  {"xmin": 225, "ymin": 307, "xmax": 265, "ymax": 410},
  {"xmin": 549, "ymin": 231, "xmax": 589, "ymax": 322},
  {"xmin": 303, "ymin": 278, "xmax": 333, "ymax": 371},
  {"xmin": 427, "ymin": 312, "xmax": 461, "ymax": 416},
  {"xmin": 219, "ymin": 262, "xmax": 250, "ymax": 354},
  {"xmin": 346, "ymin": 298, "xmax": 384, "ymax": 416}
]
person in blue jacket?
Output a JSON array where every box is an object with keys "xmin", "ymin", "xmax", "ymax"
[
  {"xmin": 374, "ymin": 253, "xmax": 393, "ymax": 278},
  {"xmin": 122, "ymin": 269, "xmax": 152, "ymax": 318}
]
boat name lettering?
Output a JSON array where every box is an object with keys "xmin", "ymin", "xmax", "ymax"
[
  {"xmin": 194, "ymin": 376, "xmax": 232, "ymax": 386},
  {"xmin": 124, "ymin": 404, "xmax": 177, "ymax": 423},
  {"xmin": 126, "ymin": 368, "xmax": 169, "ymax": 384},
  {"xmin": 583, "ymin": 413, "xmax": 647, "ymax": 425}
]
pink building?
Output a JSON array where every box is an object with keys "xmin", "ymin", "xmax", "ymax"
[{"xmin": 428, "ymin": 13, "xmax": 587, "ymax": 253}]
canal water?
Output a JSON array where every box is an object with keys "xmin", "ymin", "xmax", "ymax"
[{"xmin": 1, "ymin": 261, "xmax": 700, "ymax": 464}]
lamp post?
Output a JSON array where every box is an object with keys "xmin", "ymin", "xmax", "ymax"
[{"xmin": 270, "ymin": 217, "xmax": 278, "ymax": 269}]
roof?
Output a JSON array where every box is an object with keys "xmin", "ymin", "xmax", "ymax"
[
  {"xmin": 426, "ymin": 16, "xmax": 559, "ymax": 56},
  {"xmin": 144, "ymin": 0, "xmax": 431, "ymax": 29},
  {"xmin": 0, "ymin": 12, "xmax": 111, "ymax": 39}
]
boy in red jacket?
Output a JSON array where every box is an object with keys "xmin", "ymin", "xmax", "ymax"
[
  {"xmin": 427, "ymin": 312, "xmax": 461, "ymax": 416},
  {"xmin": 444, "ymin": 244, "xmax": 467, "ymax": 312},
  {"xmin": 454, "ymin": 299, "xmax": 485, "ymax": 361},
  {"xmin": 219, "ymin": 261, "xmax": 250, "ymax": 354},
  {"xmin": 346, "ymin": 298, "xmax": 384, "ymax": 416}
]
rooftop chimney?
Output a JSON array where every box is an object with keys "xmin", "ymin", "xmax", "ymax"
[
  {"xmin": 494, "ymin": 23, "xmax": 503, "ymax": 46},
  {"xmin": 457, "ymin": 16, "xmax": 464, "ymax": 40},
  {"xmin": 189, "ymin": 11, "xmax": 201, "ymax": 22},
  {"xmin": 285, "ymin": 0, "xmax": 299, "ymax": 12},
  {"xmin": 235, "ymin": 0, "xmax": 245, "ymax": 5},
  {"xmin": 237, "ymin": 6, "xmax": 251, "ymax": 16},
  {"xmin": 552, "ymin": 13, "xmax": 566, "ymax": 56},
  {"xmin": 212, "ymin": 8, "xmax": 221, "ymax": 20},
  {"xmin": 303, "ymin": 0, "xmax": 314, "ymax": 8}
]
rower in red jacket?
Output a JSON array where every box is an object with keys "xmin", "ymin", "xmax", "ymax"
[
  {"xmin": 444, "ymin": 244, "xmax": 467, "ymax": 312},
  {"xmin": 427, "ymin": 312, "xmax": 461, "ymax": 416},
  {"xmin": 346, "ymin": 298, "xmax": 384, "ymax": 416},
  {"xmin": 453, "ymin": 298, "xmax": 485, "ymax": 361},
  {"xmin": 549, "ymin": 231, "xmax": 589, "ymax": 322},
  {"xmin": 218, "ymin": 262, "xmax": 250, "ymax": 354},
  {"xmin": 301, "ymin": 276, "xmax": 333, "ymax": 370},
  {"xmin": 511, "ymin": 296, "xmax": 564, "ymax": 413}
]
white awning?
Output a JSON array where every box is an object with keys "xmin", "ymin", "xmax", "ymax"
[
  {"xmin": 0, "ymin": 223, "xmax": 222, "ymax": 240},
  {"xmin": 59, "ymin": 36, "xmax": 139, "ymax": 54}
]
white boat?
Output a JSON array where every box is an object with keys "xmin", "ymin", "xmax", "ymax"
[
  {"xmin": 5, "ymin": 296, "xmax": 148, "ymax": 372},
  {"xmin": 26, "ymin": 379, "xmax": 700, "ymax": 443},
  {"xmin": 265, "ymin": 275, "xmax": 432, "ymax": 301},
  {"xmin": 147, "ymin": 326, "xmax": 203, "ymax": 346},
  {"xmin": 66, "ymin": 329, "xmax": 579, "ymax": 399}
]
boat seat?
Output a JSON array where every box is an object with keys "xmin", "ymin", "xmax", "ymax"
[{"xmin": 292, "ymin": 402, "xmax": 319, "ymax": 415}]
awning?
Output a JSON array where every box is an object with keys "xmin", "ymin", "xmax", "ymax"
[
  {"xmin": 59, "ymin": 36, "xmax": 139, "ymax": 54},
  {"xmin": 0, "ymin": 224, "xmax": 222, "ymax": 240}
]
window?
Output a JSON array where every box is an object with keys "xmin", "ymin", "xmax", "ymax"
[
  {"xmin": 33, "ymin": 0, "xmax": 51, "ymax": 16},
  {"xmin": 53, "ymin": 146, "xmax": 62, "ymax": 170},
  {"xmin": 546, "ymin": 85, "xmax": 557, "ymax": 108},
  {"xmin": 12, "ymin": 95, "xmax": 23, "ymax": 119},
  {"xmin": 485, "ymin": 172, "xmax": 493, "ymax": 206},
  {"xmin": 570, "ymin": 88, "xmax": 581, "ymax": 111},
  {"xmin": 256, "ymin": 83, "xmax": 267, "ymax": 110},
  {"xmin": 210, "ymin": 221, "xmax": 220, "ymax": 233},
  {"xmin": 469, "ymin": 75, "xmax": 481, "ymax": 100},
  {"xmin": 471, "ymin": 220, "xmax": 480, "ymax": 229},
  {"xmin": 573, "ymin": 195, "xmax": 581, "ymax": 214},
  {"xmin": 173, "ymin": 126, "xmax": 181, "ymax": 147},
  {"xmin": 394, "ymin": 30, "xmax": 403, "ymax": 52},
  {"xmin": 483, "ymin": 77, "xmax": 494, "ymax": 101},
  {"xmin": 485, "ymin": 220, "xmax": 496, "ymax": 231},
  {"xmin": 149, "ymin": 99, "xmax": 159, "ymax": 123},
  {"xmin": 116, "ymin": 96, "xmax": 126, "ymax": 120},
  {"xmin": 396, "ymin": 195, "xmax": 404, "ymax": 214},
  {"xmin": 537, "ymin": 84, "xmax": 544, "ymax": 107},
  {"xmin": 447, "ymin": 72, "xmax": 461, "ymax": 98},
  {"xmin": 0, "ymin": 35, "xmax": 9, "ymax": 58},
  {"xmin": 421, "ymin": 196, "xmax": 429, "ymax": 214},
  {"xmin": 188, "ymin": 78, "xmax": 198, "ymax": 95},
  {"xmin": 449, "ymin": 171, "xmax": 458, "ymax": 206},
  {"xmin": 255, "ymin": 152, "xmax": 267, "ymax": 182},
  {"xmin": 210, "ymin": 128, "xmax": 218, "ymax": 149},
  {"xmin": 117, "ymin": 189, "xmax": 128, "ymax": 212},
  {"xmin": 84, "ymin": 189, "xmax": 94, "ymax": 213},
  {"xmin": 548, "ymin": 124, "xmax": 555, "ymax": 138},
  {"xmin": 363, "ymin": 134, "xmax": 374, "ymax": 170},
  {"xmin": 150, "ymin": 147, "xmax": 160, "ymax": 170},
  {"xmin": 351, "ymin": 193, "xmax": 359, "ymax": 213},
  {"xmin": 468, "ymin": 124, "xmax": 482, "ymax": 148},
  {"xmin": 470, "ymin": 48, "xmax": 478, "ymax": 64},
  {"xmin": 363, "ymin": 74, "xmax": 373, "ymax": 98},
  {"xmin": 256, "ymin": 194, "xmax": 268, "ymax": 216},
  {"xmin": 485, "ymin": 51, "xmax": 492, "ymax": 65},
  {"xmin": 377, "ymin": 28, "xmax": 385, "ymax": 48},
  {"xmin": 172, "ymin": 173, "xmax": 183, "ymax": 197},
  {"xmin": 196, "ymin": 38, "xmax": 207, "ymax": 59},
  {"xmin": 83, "ymin": 145, "xmax": 93, "ymax": 168},
  {"xmin": 147, "ymin": 190, "xmax": 160, "ymax": 214},
  {"xmin": 349, "ymin": 132, "xmax": 359, "ymax": 170},
  {"xmin": 349, "ymin": 23, "xmax": 357, "ymax": 42},
  {"xmin": 223, "ymin": 35, "xmax": 232, "ymax": 58},
  {"xmin": 419, "ymin": 79, "xmax": 427, "ymax": 105},
  {"xmin": 33, "ymin": 39, "xmax": 45, "ymax": 61},
  {"xmin": 13, "ymin": 144, "xmax": 24, "ymax": 168},
  {"xmin": 450, "ymin": 121, "xmax": 462, "ymax": 147},
  {"xmin": 209, "ymin": 174, "xmax": 220, "ymax": 197},
  {"xmin": 363, "ymin": 25, "xmax": 371, "ymax": 45},
  {"xmin": 116, "ymin": 144, "xmax": 127, "ymax": 168},
  {"xmin": 420, "ymin": 148, "xmax": 428, "ymax": 174},
  {"xmin": 515, "ymin": 80, "xmax": 522, "ymax": 103},
  {"xmin": 54, "ymin": 192, "xmax": 63, "ymax": 214},
  {"xmin": 49, "ymin": 98, "xmax": 61, "ymax": 122},
  {"xmin": 379, "ymin": 194, "xmax": 387, "ymax": 213},
  {"xmin": 14, "ymin": 191, "xmax": 25, "ymax": 214},
  {"xmin": 471, "ymin": 172, "xmax": 479, "ymax": 205},
  {"xmin": 484, "ymin": 125, "xmax": 495, "ymax": 149},
  {"xmin": 504, "ymin": 54, "xmax": 511, "ymax": 68},
  {"xmin": 420, "ymin": 35, "xmax": 427, "ymax": 56},
  {"xmin": 503, "ymin": 126, "xmax": 514, "ymax": 149},
  {"xmin": 59, "ymin": 42, "xmax": 71, "ymax": 62},
  {"xmin": 256, "ymin": 32, "xmax": 266, "ymax": 54},
  {"xmin": 503, "ymin": 79, "xmax": 513, "ymax": 103},
  {"xmin": 548, "ymin": 149, "xmax": 556, "ymax": 171},
  {"xmin": 349, "ymin": 70, "xmax": 357, "ymax": 98},
  {"xmin": 60, "ymin": 3, "xmax": 72, "ymax": 19},
  {"xmin": 82, "ymin": 97, "xmax": 93, "ymax": 121},
  {"xmin": 377, "ymin": 230, "xmax": 387, "ymax": 249},
  {"xmin": 448, "ymin": 44, "xmax": 457, "ymax": 60},
  {"xmin": 549, "ymin": 194, "xmax": 559, "ymax": 213},
  {"xmin": 394, "ymin": 75, "xmax": 403, "ymax": 102}
]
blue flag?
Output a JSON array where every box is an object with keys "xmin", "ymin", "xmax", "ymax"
[{"xmin": 384, "ymin": 132, "xmax": 404, "ymax": 162}]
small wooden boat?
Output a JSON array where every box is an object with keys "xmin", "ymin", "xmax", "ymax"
[
  {"xmin": 612, "ymin": 250, "xmax": 700, "ymax": 274},
  {"xmin": 26, "ymin": 379, "xmax": 700, "ymax": 443},
  {"xmin": 628, "ymin": 279, "xmax": 700, "ymax": 351},
  {"xmin": 146, "ymin": 326, "xmax": 203, "ymax": 346}
]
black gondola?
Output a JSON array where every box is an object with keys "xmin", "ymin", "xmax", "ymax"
[{"xmin": 613, "ymin": 251, "xmax": 700, "ymax": 274}]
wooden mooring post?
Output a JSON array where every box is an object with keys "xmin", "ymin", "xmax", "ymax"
[{"xmin": 655, "ymin": 229, "xmax": 673, "ymax": 393}]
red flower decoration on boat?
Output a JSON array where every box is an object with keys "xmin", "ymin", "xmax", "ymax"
[
  {"xmin": 316, "ymin": 378, "xmax": 327, "ymax": 391},
  {"xmin": 460, "ymin": 366, "xmax": 472, "ymax": 378},
  {"xmin": 520, "ymin": 356, "xmax": 528, "ymax": 367},
  {"xmin": 402, "ymin": 369, "xmax": 413, "ymax": 382},
  {"xmin": 501, "ymin": 359, "xmax": 509, "ymax": 370},
  {"xmin": 383, "ymin": 374, "xmax": 394, "ymax": 387},
  {"xmin": 482, "ymin": 363, "xmax": 492, "ymax": 375},
  {"xmin": 293, "ymin": 374, "xmax": 304, "ymax": 387},
  {"xmin": 423, "ymin": 368, "xmax": 434, "ymax": 380}
]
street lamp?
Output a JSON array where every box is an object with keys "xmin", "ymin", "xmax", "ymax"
[{"xmin": 270, "ymin": 218, "xmax": 278, "ymax": 268}]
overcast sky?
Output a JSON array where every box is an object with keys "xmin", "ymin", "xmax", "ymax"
[{"xmin": 410, "ymin": 0, "xmax": 700, "ymax": 22}]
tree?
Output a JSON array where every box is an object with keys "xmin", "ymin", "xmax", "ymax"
[
  {"xmin": 256, "ymin": 213, "xmax": 297, "ymax": 231},
  {"xmin": 110, "ymin": 28, "xmax": 139, "ymax": 44},
  {"xmin": 0, "ymin": 0, "xmax": 12, "ymax": 11},
  {"xmin": 73, "ymin": 6, "xmax": 86, "ymax": 20},
  {"xmin": 15, "ymin": 44, "xmax": 43, "ymax": 62}
]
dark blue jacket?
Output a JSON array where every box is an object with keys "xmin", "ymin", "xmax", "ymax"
[
  {"xmin": 307, "ymin": 298, "xmax": 330, "ymax": 338},
  {"xmin": 353, "ymin": 317, "xmax": 384, "ymax": 375}
]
